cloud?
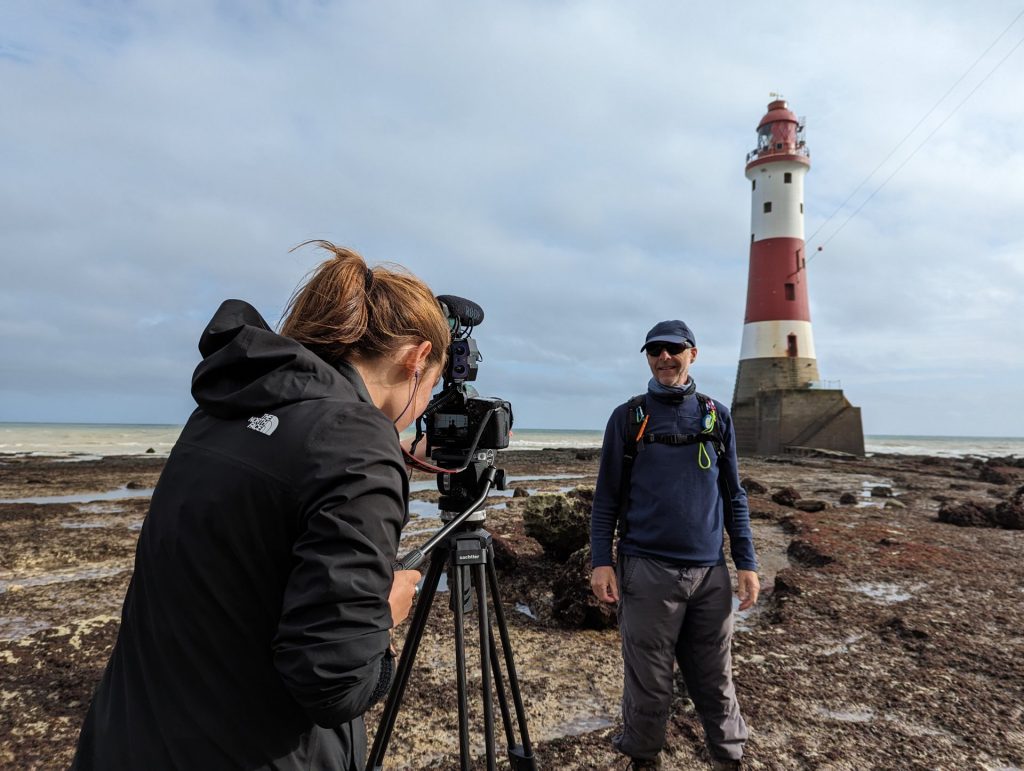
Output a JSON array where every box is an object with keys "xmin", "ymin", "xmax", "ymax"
[{"xmin": 2, "ymin": 0, "xmax": 1023, "ymax": 436}]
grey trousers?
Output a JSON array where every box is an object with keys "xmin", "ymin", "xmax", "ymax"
[{"xmin": 615, "ymin": 556, "xmax": 748, "ymax": 761}]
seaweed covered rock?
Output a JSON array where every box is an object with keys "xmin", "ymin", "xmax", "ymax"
[
  {"xmin": 979, "ymin": 464, "xmax": 1011, "ymax": 485},
  {"xmin": 522, "ymin": 486, "xmax": 594, "ymax": 560},
  {"xmin": 935, "ymin": 498, "xmax": 1023, "ymax": 529},
  {"xmin": 551, "ymin": 545, "xmax": 617, "ymax": 629},
  {"xmin": 767, "ymin": 568, "xmax": 805, "ymax": 624},
  {"xmin": 794, "ymin": 499, "xmax": 828, "ymax": 512},
  {"xmin": 772, "ymin": 569, "xmax": 805, "ymax": 597},
  {"xmin": 771, "ymin": 487, "xmax": 801, "ymax": 507},
  {"xmin": 937, "ymin": 501, "xmax": 991, "ymax": 527},
  {"xmin": 489, "ymin": 532, "xmax": 520, "ymax": 573},
  {"xmin": 992, "ymin": 485, "xmax": 1024, "ymax": 529},
  {"xmin": 991, "ymin": 500, "xmax": 1024, "ymax": 529},
  {"xmin": 787, "ymin": 539, "xmax": 835, "ymax": 567},
  {"xmin": 742, "ymin": 478, "xmax": 768, "ymax": 495}
]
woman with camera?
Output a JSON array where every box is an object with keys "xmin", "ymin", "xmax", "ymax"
[{"xmin": 72, "ymin": 241, "xmax": 449, "ymax": 770}]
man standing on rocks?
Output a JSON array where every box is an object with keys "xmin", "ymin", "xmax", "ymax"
[{"xmin": 590, "ymin": 320, "xmax": 759, "ymax": 770}]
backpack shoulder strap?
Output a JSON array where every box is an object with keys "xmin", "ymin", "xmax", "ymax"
[
  {"xmin": 696, "ymin": 393, "xmax": 739, "ymax": 519},
  {"xmin": 695, "ymin": 392, "xmax": 726, "ymax": 458},
  {"xmin": 616, "ymin": 394, "xmax": 647, "ymax": 537},
  {"xmin": 621, "ymin": 394, "xmax": 647, "ymax": 468}
]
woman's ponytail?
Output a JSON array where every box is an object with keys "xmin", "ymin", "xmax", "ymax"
[{"xmin": 280, "ymin": 241, "xmax": 449, "ymax": 370}]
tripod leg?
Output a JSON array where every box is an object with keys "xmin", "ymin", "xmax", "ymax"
[
  {"xmin": 485, "ymin": 556, "xmax": 537, "ymax": 769},
  {"xmin": 366, "ymin": 548, "xmax": 447, "ymax": 771},
  {"xmin": 474, "ymin": 562, "xmax": 498, "ymax": 771},
  {"xmin": 486, "ymin": 614, "xmax": 517, "ymax": 751},
  {"xmin": 452, "ymin": 562, "xmax": 472, "ymax": 771},
  {"xmin": 476, "ymin": 539, "xmax": 520, "ymax": 751}
]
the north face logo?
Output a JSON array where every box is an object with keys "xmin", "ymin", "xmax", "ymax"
[{"xmin": 246, "ymin": 414, "xmax": 279, "ymax": 436}]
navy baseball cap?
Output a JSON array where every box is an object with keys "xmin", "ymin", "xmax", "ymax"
[{"xmin": 641, "ymin": 320, "xmax": 696, "ymax": 351}]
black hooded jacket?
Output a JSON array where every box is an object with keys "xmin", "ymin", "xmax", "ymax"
[{"xmin": 73, "ymin": 300, "xmax": 408, "ymax": 770}]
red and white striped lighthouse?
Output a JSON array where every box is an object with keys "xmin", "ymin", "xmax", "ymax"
[
  {"xmin": 732, "ymin": 97, "xmax": 864, "ymax": 457},
  {"xmin": 733, "ymin": 97, "xmax": 820, "ymax": 404}
]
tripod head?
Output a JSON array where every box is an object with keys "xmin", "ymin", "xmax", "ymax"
[{"xmin": 395, "ymin": 466, "xmax": 498, "ymax": 572}]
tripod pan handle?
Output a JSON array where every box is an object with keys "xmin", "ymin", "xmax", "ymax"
[{"xmin": 393, "ymin": 551, "xmax": 426, "ymax": 572}]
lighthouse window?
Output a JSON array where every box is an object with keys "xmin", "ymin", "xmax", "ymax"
[
  {"xmin": 752, "ymin": 179, "xmax": 756, "ymax": 190},
  {"xmin": 763, "ymin": 202, "xmax": 772, "ymax": 213},
  {"xmin": 800, "ymin": 203, "xmax": 804, "ymax": 213},
  {"xmin": 775, "ymin": 143, "xmax": 783, "ymax": 150},
  {"xmin": 784, "ymin": 172, "xmax": 792, "ymax": 183},
  {"xmin": 785, "ymin": 283, "xmax": 796, "ymax": 301}
]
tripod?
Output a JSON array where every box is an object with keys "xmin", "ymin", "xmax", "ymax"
[{"xmin": 367, "ymin": 464, "xmax": 536, "ymax": 771}]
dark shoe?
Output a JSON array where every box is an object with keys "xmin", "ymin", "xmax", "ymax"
[
  {"xmin": 627, "ymin": 757, "xmax": 662, "ymax": 770},
  {"xmin": 710, "ymin": 758, "xmax": 741, "ymax": 770},
  {"xmin": 612, "ymin": 733, "xmax": 662, "ymax": 770}
]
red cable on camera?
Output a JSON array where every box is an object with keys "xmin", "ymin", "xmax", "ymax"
[{"xmin": 402, "ymin": 448, "xmax": 461, "ymax": 475}]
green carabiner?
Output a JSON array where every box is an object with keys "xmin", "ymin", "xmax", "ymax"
[{"xmin": 698, "ymin": 441, "xmax": 711, "ymax": 470}]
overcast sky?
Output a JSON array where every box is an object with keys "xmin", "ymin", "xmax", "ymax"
[{"xmin": 2, "ymin": 1, "xmax": 1022, "ymax": 436}]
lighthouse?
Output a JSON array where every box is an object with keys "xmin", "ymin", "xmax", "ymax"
[
  {"xmin": 736, "ymin": 97, "xmax": 818, "ymax": 398},
  {"xmin": 731, "ymin": 98, "xmax": 864, "ymax": 456}
]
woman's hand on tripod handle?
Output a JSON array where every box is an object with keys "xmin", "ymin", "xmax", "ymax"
[{"xmin": 389, "ymin": 569, "xmax": 422, "ymax": 626}]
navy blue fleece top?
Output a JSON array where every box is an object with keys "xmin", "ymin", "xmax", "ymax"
[{"xmin": 590, "ymin": 382, "xmax": 757, "ymax": 571}]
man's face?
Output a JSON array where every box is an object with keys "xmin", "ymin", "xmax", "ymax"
[{"xmin": 645, "ymin": 342, "xmax": 697, "ymax": 388}]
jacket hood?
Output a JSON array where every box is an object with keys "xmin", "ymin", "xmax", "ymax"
[{"xmin": 191, "ymin": 299, "xmax": 369, "ymax": 419}]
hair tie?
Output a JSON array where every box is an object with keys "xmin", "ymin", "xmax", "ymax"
[{"xmin": 364, "ymin": 266, "xmax": 374, "ymax": 291}]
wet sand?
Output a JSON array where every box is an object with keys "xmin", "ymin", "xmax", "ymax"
[{"xmin": 1, "ymin": 450, "xmax": 1022, "ymax": 769}]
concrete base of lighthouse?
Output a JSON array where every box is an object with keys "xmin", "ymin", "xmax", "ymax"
[
  {"xmin": 732, "ymin": 383, "xmax": 865, "ymax": 457},
  {"xmin": 733, "ymin": 356, "xmax": 821, "ymax": 403}
]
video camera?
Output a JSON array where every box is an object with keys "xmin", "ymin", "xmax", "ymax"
[{"xmin": 412, "ymin": 295, "xmax": 513, "ymax": 516}]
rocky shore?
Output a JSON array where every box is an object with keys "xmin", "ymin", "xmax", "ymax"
[{"xmin": 1, "ymin": 450, "xmax": 1022, "ymax": 769}]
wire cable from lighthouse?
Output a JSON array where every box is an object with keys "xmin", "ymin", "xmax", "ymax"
[{"xmin": 807, "ymin": 7, "xmax": 1024, "ymax": 262}]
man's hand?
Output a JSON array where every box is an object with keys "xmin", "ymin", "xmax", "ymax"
[
  {"xmin": 388, "ymin": 569, "xmax": 422, "ymax": 626},
  {"xmin": 591, "ymin": 565, "xmax": 619, "ymax": 604},
  {"xmin": 736, "ymin": 569, "xmax": 760, "ymax": 611}
]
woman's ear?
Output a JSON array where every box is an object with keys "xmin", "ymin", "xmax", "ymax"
[{"xmin": 401, "ymin": 341, "xmax": 433, "ymax": 377}]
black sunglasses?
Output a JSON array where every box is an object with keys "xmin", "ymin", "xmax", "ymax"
[{"xmin": 645, "ymin": 342, "xmax": 690, "ymax": 356}]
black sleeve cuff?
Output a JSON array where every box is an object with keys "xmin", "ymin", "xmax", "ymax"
[{"xmin": 367, "ymin": 649, "xmax": 395, "ymax": 707}]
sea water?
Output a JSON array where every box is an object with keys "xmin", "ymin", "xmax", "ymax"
[
  {"xmin": 0, "ymin": 423, "xmax": 182, "ymax": 458},
  {"xmin": 1, "ymin": 422, "xmax": 1022, "ymax": 459}
]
